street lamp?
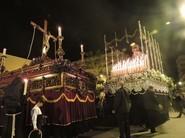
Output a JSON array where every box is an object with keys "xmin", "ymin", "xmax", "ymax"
[
  {"xmin": 165, "ymin": 21, "xmax": 171, "ymax": 25},
  {"xmin": 178, "ymin": 81, "xmax": 182, "ymax": 85}
]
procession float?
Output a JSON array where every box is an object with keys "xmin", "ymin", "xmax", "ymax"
[
  {"xmin": 0, "ymin": 20, "xmax": 97, "ymax": 138},
  {"xmin": 104, "ymin": 21, "xmax": 173, "ymax": 128}
]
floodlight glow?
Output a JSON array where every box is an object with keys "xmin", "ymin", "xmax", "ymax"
[
  {"xmin": 166, "ymin": 21, "xmax": 171, "ymax": 25},
  {"xmin": 179, "ymin": 4, "xmax": 185, "ymax": 18},
  {"xmin": 178, "ymin": 81, "xmax": 182, "ymax": 85}
]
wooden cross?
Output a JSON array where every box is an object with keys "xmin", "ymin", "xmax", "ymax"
[{"xmin": 30, "ymin": 20, "xmax": 57, "ymax": 57}]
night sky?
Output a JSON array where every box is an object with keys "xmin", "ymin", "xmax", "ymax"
[{"xmin": 0, "ymin": 0, "xmax": 184, "ymax": 80}]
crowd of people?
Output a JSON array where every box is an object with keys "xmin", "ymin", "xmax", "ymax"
[{"xmin": 95, "ymin": 82, "xmax": 183, "ymax": 138}]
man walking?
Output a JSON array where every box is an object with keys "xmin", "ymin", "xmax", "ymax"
[{"xmin": 112, "ymin": 82, "xmax": 131, "ymax": 138}]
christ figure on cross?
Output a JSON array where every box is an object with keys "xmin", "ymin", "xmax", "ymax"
[{"xmin": 42, "ymin": 32, "xmax": 52, "ymax": 57}]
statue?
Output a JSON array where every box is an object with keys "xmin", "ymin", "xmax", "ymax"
[{"xmin": 42, "ymin": 32, "xmax": 52, "ymax": 57}]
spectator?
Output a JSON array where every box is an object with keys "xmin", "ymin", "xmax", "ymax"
[{"xmin": 30, "ymin": 97, "xmax": 46, "ymax": 137}]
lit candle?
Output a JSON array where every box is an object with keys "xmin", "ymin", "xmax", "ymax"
[
  {"xmin": 23, "ymin": 79, "xmax": 28, "ymax": 95},
  {"xmin": 3, "ymin": 48, "xmax": 6, "ymax": 56},
  {"xmin": 58, "ymin": 26, "xmax": 62, "ymax": 36},
  {"xmin": 42, "ymin": 47, "xmax": 47, "ymax": 55},
  {"xmin": 80, "ymin": 44, "xmax": 84, "ymax": 53}
]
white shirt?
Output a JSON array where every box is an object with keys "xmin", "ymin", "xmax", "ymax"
[{"xmin": 31, "ymin": 105, "xmax": 42, "ymax": 129}]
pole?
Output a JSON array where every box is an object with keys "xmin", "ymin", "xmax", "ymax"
[
  {"xmin": 104, "ymin": 35, "xmax": 109, "ymax": 77},
  {"xmin": 110, "ymin": 47, "xmax": 114, "ymax": 68},
  {"xmin": 151, "ymin": 35, "xmax": 157, "ymax": 70},
  {"xmin": 143, "ymin": 27, "xmax": 150, "ymax": 70},
  {"xmin": 154, "ymin": 39, "xmax": 160, "ymax": 71},
  {"xmin": 156, "ymin": 42, "xmax": 162, "ymax": 72},
  {"xmin": 147, "ymin": 31, "xmax": 154, "ymax": 69},
  {"xmin": 138, "ymin": 20, "xmax": 144, "ymax": 53},
  {"xmin": 114, "ymin": 32, "xmax": 119, "ymax": 62}
]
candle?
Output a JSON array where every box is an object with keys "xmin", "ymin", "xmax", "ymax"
[
  {"xmin": 23, "ymin": 79, "xmax": 28, "ymax": 95},
  {"xmin": 58, "ymin": 26, "xmax": 62, "ymax": 36},
  {"xmin": 42, "ymin": 47, "xmax": 47, "ymax": 55},
  {"xmin": 3, "ymin": 48, "xmax": 6, "ymax": 55},
  {"xmin": 80, "ymin": 44, "xmax": 84, "ymax": 53}
]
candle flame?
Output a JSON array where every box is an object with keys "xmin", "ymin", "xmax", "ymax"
[
  {"xmin": 58, "ymin": 26, "xmax": 62, "ymax": 36},
  {"xmin": 111, "ymin": 54, "xmax": 148, "ymax": 77},
  {"xmin": 23, "ymin": 78, "xmax": 28, "ymax": 83}
]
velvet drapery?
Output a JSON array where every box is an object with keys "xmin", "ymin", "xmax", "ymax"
[{"xmin": 26, "ymin": 88, "xmax": 97, "ymax": 126}]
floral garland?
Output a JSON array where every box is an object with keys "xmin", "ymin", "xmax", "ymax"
[{"xmin": 109, "ymin": 69, "xmax": 173, "ymax": 94}]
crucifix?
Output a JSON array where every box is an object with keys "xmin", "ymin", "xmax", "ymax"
[{"xmin": 30, "ymin": 20, "xmax": 57, "ymax": 58}]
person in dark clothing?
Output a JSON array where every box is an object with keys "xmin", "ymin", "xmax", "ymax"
[
  {"xmin": 112, "ymin": 83, "xmax": 131, "ymax": 138},
  {"xmin": 143, "ymin": 86, "xmax": 160, "ymax": 133},
  {"xmin": 97, "ymin": 88, "xmax": 106, "ymax": 118},
  {"xmin": 174, "ymin": 93, "xmax": 184, "ymax": 118},
  {"xmin": 4, "ymin": 76, "xmax": 24, "ymax": 114},
  {"xmin": 0, "ymin": 89, "xmax": 5, "ymax": 138},
  {"xmin": 3, "ymin": 76, "xmax": 25, "ymax": 138},
  {"xmin": 130, "ymin": 89, "xmax": 148, "ymax": 132}
]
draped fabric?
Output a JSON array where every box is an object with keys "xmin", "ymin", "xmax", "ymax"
[
  {"xmin": 26, "ymin": 88, "xmax": 97, "ymax": 126},
  {"xmin": 130, "ymin": 92, "xmax": 170, "ymax": 127},
  {"xmin": 130, "ymin": 94, "xmax": 146, "ymax": 125}
]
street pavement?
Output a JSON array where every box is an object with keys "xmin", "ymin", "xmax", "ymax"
[{"xmin": 79, "ymin": 112, "xmax": 185, "ymax": 138}]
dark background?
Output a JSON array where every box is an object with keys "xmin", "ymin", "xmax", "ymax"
[{"xmin": 0, "ymin": 0, "xmax": 185, "ymax": 80}]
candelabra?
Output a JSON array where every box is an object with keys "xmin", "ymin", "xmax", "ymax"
[
  {"xmin": 80, "ymin": 51, "xmax": 85, "ymax": 65},
  {"xmin": 57, "ymin": 44, "xmax": 65, "ymax": 60},
  {"xmin": 57, "ymin": 26, "xmax": 65, "ymax": 60},
  {"xmin": 80, "ymin": 44, "xmax": 85, "ymax": 65}
]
